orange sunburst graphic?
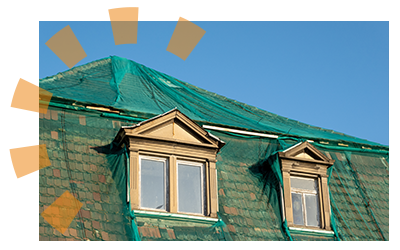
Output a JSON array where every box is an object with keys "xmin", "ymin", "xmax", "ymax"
[
  {"xmin": 11, "ymin": 6, "xmax": 206, "ymax": 236},
  {"xmin": 10, "ymin": 79, "xmax": 52, "ymax": 178}
]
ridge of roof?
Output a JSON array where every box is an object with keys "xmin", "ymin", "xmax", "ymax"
[{"xmin": 40, "ymin": 57, "xmax": 112, "ymax": 83}]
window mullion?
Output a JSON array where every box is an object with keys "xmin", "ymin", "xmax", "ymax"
[
  {"xmin": 165, "ymin": 158, "xmax": 169, "ymax": 212},
  {"xmin": 169, "ymin": 155, "xmax": 177, "ymax": 213}
]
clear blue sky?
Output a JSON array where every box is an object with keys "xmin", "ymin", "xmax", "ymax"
[{"xmin": 39, "ymin": 21, "xmax": 388, "ymax": 146}]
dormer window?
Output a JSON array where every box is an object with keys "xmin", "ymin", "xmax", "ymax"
[
  {"xmin": 113, "ymin": 109, "xmax": 225, "ymax": 218},
  {"xmin": 279, "ymin": 142, "xmax": 335, "ymax": 231}
]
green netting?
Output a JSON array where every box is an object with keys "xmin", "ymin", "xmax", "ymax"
[
  {"xmin": 314, "ymin": 146, "xmax": 389, "ymax": 240},
  {"xmin": 125, "ymin": 148, "xmax": 141, "ymax": 241},
  {"xmin": 102, "ymin": 142, "xmax": 141, "ymax": 241},
  {"xmin": 212, "ymin": 130, "xmax": 388, "ymax": 241},
  {"xmin": 39, "ymin": 105, "xmax": 388, "ymax": 241},
  {"xmin": 209, "ymin": 214, "xmax": 233, "ymax": 241},
  {"xmin": 245, "ymin": 137, "xmax": 305, "ymax": 241},
  {"xmin": 213, "ymin": 131, "xmax": 291, "ymax": 240},
  {"xmin": 40, "ymin": 56, "xmax": 387, "ymax": 148},
  {"xmin": 39, "ymin": 56, "xmax": 389, "ymax": 241}
]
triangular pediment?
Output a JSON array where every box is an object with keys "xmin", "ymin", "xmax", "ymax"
[
  {"xmin": 139, "ymin": 119, "xmax": 206, "ymax": 144},
  {"xmin": 293, "ymin": 151, "xmax": 315, "ymax": 160},
  {"xmin": 121, "ymin": 109, "xmax": 223, "ymax": 148},
  {"xmin": 281, "ymin": 141, "xmax": 333, "ymax": 164}
]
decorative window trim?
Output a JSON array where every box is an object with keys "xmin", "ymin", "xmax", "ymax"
[
  {"xmin": 113, "ymin": 109, "xmax": 225, "ymax": 218},
  {"xmin": 278, "ymin": 141, "xmax": 335, "ymax": 231}
]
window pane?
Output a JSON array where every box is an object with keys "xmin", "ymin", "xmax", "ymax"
[
  {"xmin": 178, "ymin": 163, "xmax": 202, "ymax": 214},
  {"xmin": 291, "ymin": 177, "xmax": 317, "ymax": 191},
  {"xmin": 141, "ymin": 159, "xmax": 165, "ymax": 210},
  {"xmin": 292, "ymin": 192, "xmax": 304, "ymax": 225},
  {"xmin": 305, "ymin": 194, "xmax": 320, "ymax": 227}
]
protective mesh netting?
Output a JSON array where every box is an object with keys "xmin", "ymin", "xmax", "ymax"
[
  {"xmin": 40, "ymin": 56, "xmax": 387, "ymax": 148},
  {"xmin": 39, "ymin": 56, "xmax": 388, "ymax": 241}
]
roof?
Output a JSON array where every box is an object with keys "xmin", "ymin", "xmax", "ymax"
[
  {"xmin": 39, "ymin": 56, "xmax": 387, "ymax": 149},
  {"xmin": 121, "ymin": 108, "xmax": 179, "ymax": 129},
  {"xmin": 38, "ymin": 57, "xmax": 389, "ymax": 241}
]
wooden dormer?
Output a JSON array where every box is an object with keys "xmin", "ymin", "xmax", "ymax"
[
  {"xmin": 278, "ymin": 141, "xmax": 335, "ymax": 231},
  {"xmin": 113, "ymin": 109, "xmax": 225, "ymax": 218}
]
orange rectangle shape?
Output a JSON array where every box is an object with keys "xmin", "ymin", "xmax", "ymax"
[
  {"xmin": 166, "ymin": 17, "xmax": 206, "ymax": 60},
  {"xmin": 109, "ymin": 7, "xmax": 139, "ymax": 21},
  {"xmin": 10, "ymin": 144, "xmax": 51, "ymax": 178},
  {"xmin": 39, "ymin": 87, "xmax": 53, "ymax": 114},
  {"xmin": 45, "ymin": 25, "xmax": 87, "ymax": 68},
  {"xmin": 10, "ymin": 77, "xmax": 39, "ymax": 113},
  {"xmin": 110, "ymin": 21, "xmax": 138, "ymax": 45},
  {"xmin": 41, "ymin": 191, "xmax": 83, "ymax": 234}
]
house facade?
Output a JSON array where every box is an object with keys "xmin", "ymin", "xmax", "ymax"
[{"xmin": 39, "ymin": 56, "xmax": 389, "ymax": 241}]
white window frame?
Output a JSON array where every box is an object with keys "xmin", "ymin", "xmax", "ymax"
[
  {"xmin": 139, "ymin": 155, "xmax": 169, "ymax": 211},
  {"xmin": 176, "ymin": 160, "xmax": 205, "ymax": 216},
  {"xmin": 290, "ymin": 176, "xmax": 321, "ymax": 228}
]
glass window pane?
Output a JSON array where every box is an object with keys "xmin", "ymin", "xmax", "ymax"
[
  {"xmin": 305, "ymin": 194, "xmax": 320, "ymax": 227},
  {"xmin": 292, "ymin": 192, "xmax": 304, "ymax": 225},
  {"xmin": 141, "ymin": 159, "xmax": 165, "ymax": 210},
  {"xmin": 291, "ymin": 177, "xmax": 317, "ymax": 191},
  {"xmin": 178, "ymin": 163, "xmax": 202, "ymax": 214}
]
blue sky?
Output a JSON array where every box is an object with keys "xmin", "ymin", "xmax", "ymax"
[{"xmin": 39, "ymin": 21, "xmax": 389, "ymax": 146}]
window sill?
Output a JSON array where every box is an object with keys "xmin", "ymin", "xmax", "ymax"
[
  {"xmin": 289, "ymin": 227, "xmax": 335, "ymax": 237},
  {"xmin": 133, "ymin": 210, "xmax": 219, "ymax": 224}
]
